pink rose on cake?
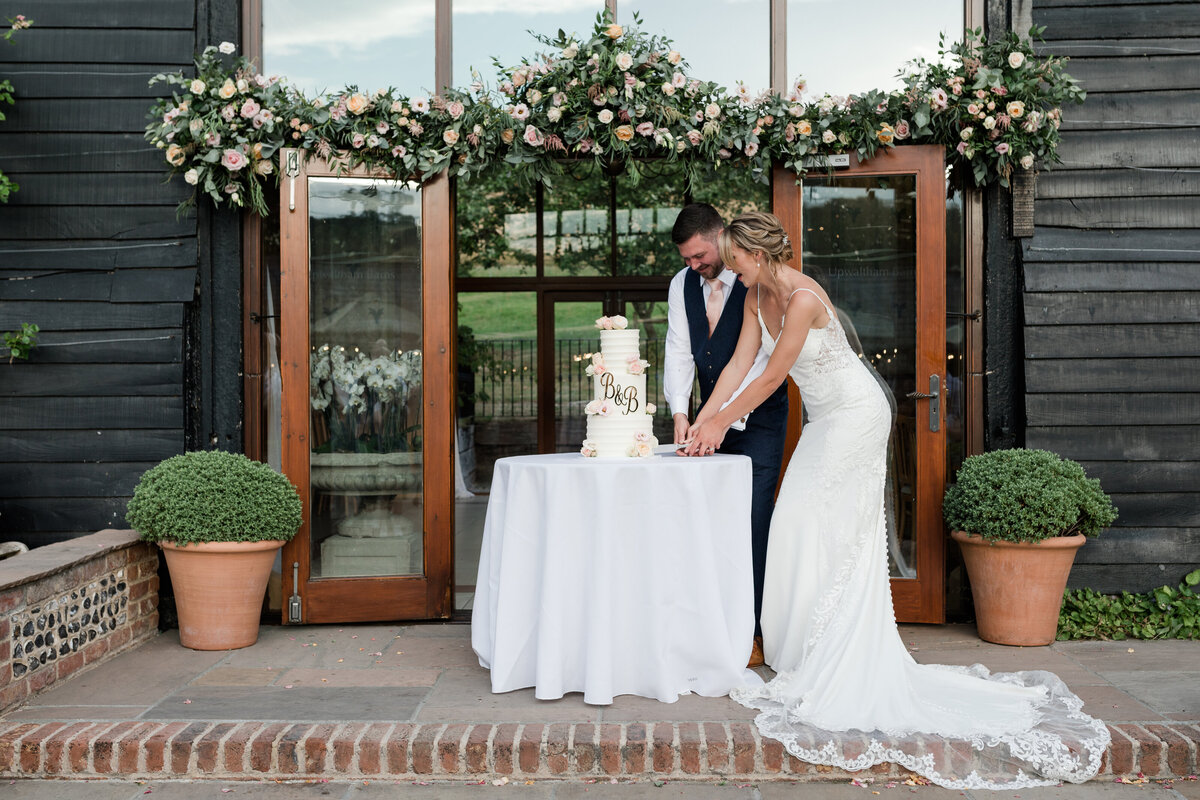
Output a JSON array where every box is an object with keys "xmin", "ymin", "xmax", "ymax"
[
  {"xmin": 580, "ymin": 440, "xmax": 598, "ymax": 458},
  {"xmin": 585, "ymin": 352, "xmax": 607, "ymax": 376},
  {"xmin": 610, "ymin": 315, "xmax": 628, "ymax": 330},
  {"xmin": 597, "ymin": 400, "xmax": 615, "ymax": 417},
  {"xmin": 634, "ymin": 431, "xmax": 658, "ymax": 446},
  {"xmin": 585, "ymin": 399, "xmax": 603, "ymax": 415},
  {"xmin": 595, "ymin": 317, "xmax": 614, "ymax": 330},
  {"xmin": 626, "ymin": 356, "xmax": 650, "ymax": 375}
]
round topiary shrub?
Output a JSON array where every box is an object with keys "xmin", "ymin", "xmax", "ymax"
[
  {"xmin": 943, "ymin": 448, "xmax": 1117, "ymax": 543},
  {"xmin": 127, "ymin": 450, "xmax": 302, "ymax": 544}
]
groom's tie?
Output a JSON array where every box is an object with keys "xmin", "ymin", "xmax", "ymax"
[{"xmin": 706, "ymin": 278, "xmax": 723, "ymax": 336}]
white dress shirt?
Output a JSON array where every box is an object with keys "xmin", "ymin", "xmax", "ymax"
[{"xmin": 663, "ymin": 266, "xmax": 770, "ymax": 419}]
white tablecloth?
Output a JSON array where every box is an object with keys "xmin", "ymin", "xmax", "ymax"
[{"xmin": 471, "ymin": 452, "xmax": 761, "ymax": 704}]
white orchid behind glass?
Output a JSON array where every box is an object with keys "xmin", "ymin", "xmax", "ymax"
[{"xmin": 310, "ymin": 344, "xmax": 422, "ymax": 452}]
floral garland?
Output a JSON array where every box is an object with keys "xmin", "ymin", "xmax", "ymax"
[{"xmin": 144, "ymin": 14, "xmax": 1084, "ymax": 217}]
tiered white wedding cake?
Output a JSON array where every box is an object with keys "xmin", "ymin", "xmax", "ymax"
[{"xmin": 580, "ymin": 316, "xmax": 658, "ymax": 458}]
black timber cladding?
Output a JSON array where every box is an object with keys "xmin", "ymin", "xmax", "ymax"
[
  {"xmin": 1024, "ymin": 0, "xmax": 1200, "ymax": 592},
  {"xmin": 0, "ymin": 0, "xmax": 243, "ymax": 547}
]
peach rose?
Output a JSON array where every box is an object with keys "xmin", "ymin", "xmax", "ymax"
[
  {"xmin": 346, "ymin": 93, "xmax": 369, "ymax": 115},
  {"xmin": 605, "ymin": 24, "xmax": 623, "ymax": 39},
  {"xmin": 165, "ymin": 144, "xmax": 186, "ymax": 166}
]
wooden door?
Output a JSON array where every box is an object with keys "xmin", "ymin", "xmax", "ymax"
[
  {"xmin": 279, "ymin": 150, "xmax": 454, "ymax": 623},
  {"xmin": 772, "ymin": 145, "xmax": 948, "ymax": 623}
]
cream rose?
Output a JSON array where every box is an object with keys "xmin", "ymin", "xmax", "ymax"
[
  {"xmin": 1008, "ymin": 51, "xmax": 1025, "ymax": 69},
  {"xmin": 1006, "ymin": 100, "xmax": 1026, "ymax": 119},
  {"xmin": 547, "ymin": 106, "xmax": 562, "ymax": 122},
  {"xmin": 667, "ymin": 50, "xmax": 681, "ymax": 65},
  {"xmin": 598, "ymin": 109, "xmax": 614, "ymax": 124},
  {"xmin": 184, "ymin": 168, "xmax": 200, "ymax": 185},
  {"xmin": 704, "ymin": 102, "xmax": 721, "ymax": 119},
  {"xmin": 610, "ymin": 315, "xmax": 628, "ymax": 330},
  {"xmin": 615, "ymin": 52, "xmax": 633, "ymax": 71},
  {"xmin": 443, "ymin": 129, "xmax": 460, "ymax": 145},
  {"xmin": 821, "ymin": 129, "xmax": 836, "ymax": 144},
  {"xmin": 190, "ymin": 79, "xmax": 206, "ymax": 95},
  {"xmin": 1020, "ymin": 153, "xmax": 1035, "ymax": 169}
]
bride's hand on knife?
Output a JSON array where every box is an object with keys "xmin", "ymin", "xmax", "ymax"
[{"xmin": 683, "ymin": 418, "xmax": 726, "ymax": 457}]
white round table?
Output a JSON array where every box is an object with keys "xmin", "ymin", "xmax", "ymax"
[{"xmin": 471, "ymin": 451, "xmax": 761, "ymax": 704}]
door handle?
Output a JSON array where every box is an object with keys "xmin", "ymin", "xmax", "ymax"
[{"xmin": 906, "ymin": 374, "xmax": 940, "ymax": 432}]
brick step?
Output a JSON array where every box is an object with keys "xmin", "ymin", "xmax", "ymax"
[{"xmin": 2, "ymin": 720, "xmax": 1198, "ymax": 781}]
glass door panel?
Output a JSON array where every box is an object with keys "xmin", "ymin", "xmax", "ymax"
[
  {"xmin": 801, "ymin": 175, "xmax": 918, "ymax": 579},
  {"xmin": 775, "ymin": 147, "xmax": 946, "ymax": 623},
  {"xmin": 307, "ymin": 177, "xmax": 424, "ymax": 580},
  {"xmin": 280, "ymin": 152, "xmax": 454, "ymax": 624}
]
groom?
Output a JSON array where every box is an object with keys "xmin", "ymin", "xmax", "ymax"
[{"xmin": 664, "ymin": 203, "xmax": 789, "ymax": 668}]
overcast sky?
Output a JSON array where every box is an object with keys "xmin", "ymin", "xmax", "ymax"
[{"xmin": 263, "ymin": 0, "xmax": 962, "ymax": 100}]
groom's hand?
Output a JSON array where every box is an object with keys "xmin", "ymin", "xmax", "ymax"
[{"xmin": 673, "ymin": 413, "xmax": 690, "ymax": 446}]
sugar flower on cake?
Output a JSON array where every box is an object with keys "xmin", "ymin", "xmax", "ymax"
[
  {"xmin": 595, "ymin": 316, "xmax": 614, "ymax": 330},
  {"xmin": 610, "ymin": 315, "xmax": 628, "ymax": 330},
  {"xmin": 626, "ymin": 441, "xmax": 655, "ymax": 458},
  {"xmin": 633, "ymin": 431, "xmax": 658, "ymax": 446},
  {"xmin": 626, "ymin": 356, "xmax": 650, "ymax": 375},
  {"xmin": 580, "ymin": 440, "xmax": 598, "ymax": 458},
  {"xmin": 645, "ymin": 402, "xmax": 656, "ymax": 415},
  {"xmin": 584, "ymin": 399, "xmax": 603, "ymax": 415},
  {"xmin": 597, "ymin": 399, "xmax": 615, "ymax": 417},
  {"xmin": 585, "ymin": 352, "xmax": 607, "ymax": 376}
]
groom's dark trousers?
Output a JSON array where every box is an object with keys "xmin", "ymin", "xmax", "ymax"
[{"xmin": 683, "ymin": 269, "xmax": 788, "ymax": 638}]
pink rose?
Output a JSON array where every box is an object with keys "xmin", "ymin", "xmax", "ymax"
[
  {"xmin": 894, "ymin": 120, "xmax": 910, "ymax": 140},
  {"xmin": 686, "ymin": 129, "xmax": 702, "ymax": 145},
  {"xmin": 635, "ymin": 122, "xmax": 654, "ymax": 137},
  {"xmin": 376, "ymin": 121, "xmax": 390, "ymax": 134},
  {"xmin": 930, "ymin": 88, "xmax": 948, "ymax": 110},
  {"xmin": 447, "ymin": 100, "xmax": 464, "ymax": 119},
  {"xmin": 956, "ymin": 141, "xmax": 968, "ymax": 155},
  {"xmin": 523, "ymin": 124, "xmax": 544, "ymax": 147},
  {"xmin": 240, "ymin": 99, "xmax": 260, "ymax": 119},
  {"xmin": 995, "ymin": 142, "xmax": 1010, "ymax": 155},
  {"xmin": 220, "ymin": 149, "xmax": 247, "ymax": 171},
  {"xmin": 351, "ymin": 132, "xmax": 365, "ymax": 148},
  {"xmin": 744, "ymin": 142, "xmax": 759, "ymax": 157}
]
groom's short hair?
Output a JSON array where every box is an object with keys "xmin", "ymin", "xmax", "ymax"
[{"xmin": 671, "ymin": 203, "xmax": 724, "ymax": 245}]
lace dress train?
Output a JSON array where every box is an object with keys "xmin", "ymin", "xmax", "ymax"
[{"xmin": 729, "ymin": 288, "xmax": 1109, "ymax": 790}]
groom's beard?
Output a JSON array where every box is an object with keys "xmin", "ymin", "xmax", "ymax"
[{"xmin": 694, "ymin": 262, "xmax": 724, "ymax": 281}]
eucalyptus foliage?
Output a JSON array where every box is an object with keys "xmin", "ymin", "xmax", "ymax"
[
  {"xmin": 127, "ymin": 451, "xmax": 302, "ymax": 544},
  {"xmin": 943, "ymin": 449, "xmax": 1117, "ymax": 543}
]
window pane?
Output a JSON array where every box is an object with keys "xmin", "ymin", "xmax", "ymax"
[
  {"xmin": 456, "ymin": 170, "xmax": 537, "ymax": 278},
  {"xmin": 455, "ymin": 290, "xmax": 538, "ymax": 611},
  {"xmin": 264, "ymin": 0, "xmax": 435, "ymax": 98},
  {"xmin": 625, "ymin": 0, "xmax": 770, "ymax": 94},
  {"xmin": 615, "ymin": 162, "xmax": 687, "ymax": 277},
  {"xmin": 544, "ymin": 163, "xmax": 611, "ymax": 277},
  {"xmin": 787, "ymin": 0, "xmax": 963, "ymax": 97},
  {"xmin": 691, "ymin": 166, "xmax": 771, "ymax": 221},
  {"xmin": 454, "ymin": 3, "xmax": 604, "ymax": 87},
  {"xmin": 307, "ymin": 177, "xmax": 424, "ymax": 579}
]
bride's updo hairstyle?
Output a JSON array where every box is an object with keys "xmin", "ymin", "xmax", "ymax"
[{"xmin": 718, "ymin": 211, "xmax": 795, "ymax": 275}]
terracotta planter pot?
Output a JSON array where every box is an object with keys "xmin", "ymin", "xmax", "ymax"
[
  {"xmin": 952, "ymin": 530, "xmax": 1086, "ymax": 647},
  {"xmin": 159, "ymin": 540, "xmax": 286, "ymax": 651}
]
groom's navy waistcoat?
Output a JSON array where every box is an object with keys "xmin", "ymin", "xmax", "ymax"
[{"xmin": 683, "ymin": 269, "xmax": 789, "ymax": 430}]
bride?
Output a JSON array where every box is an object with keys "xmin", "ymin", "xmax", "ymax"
[{"xmin": 681, "ymin": 212, "xmax": 1109, "ymax": 789}]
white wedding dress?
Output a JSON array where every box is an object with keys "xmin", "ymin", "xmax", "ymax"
[{"xmin": 730, "ymin": 287, "xmax": 1109, "ymax": 790}]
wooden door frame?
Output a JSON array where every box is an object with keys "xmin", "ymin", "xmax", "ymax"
[
  {"xmin": 771, "ymin": 145, "xmax": 947, "ymax": 623},
  {"xmin": 278, "ymin": 150, "xmax": 455, "ymax": 623}
]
